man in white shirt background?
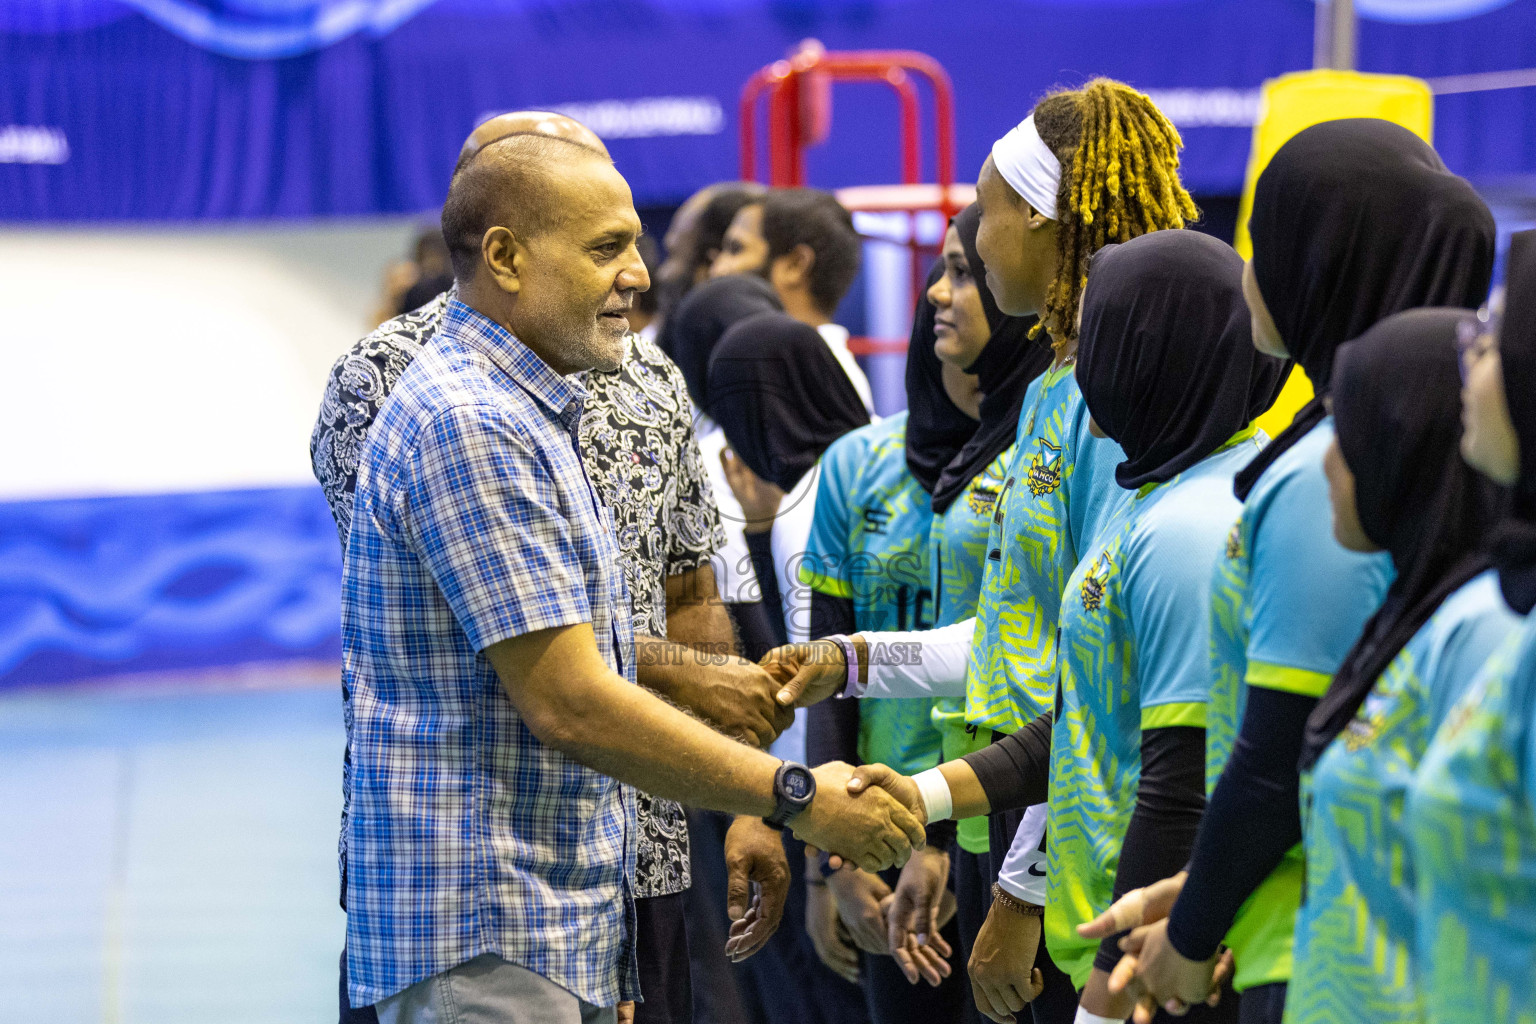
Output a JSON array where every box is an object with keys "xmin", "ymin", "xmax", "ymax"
[{"xmin": 708, "ymin": 187, "xmax": 874, "ymax": 413}]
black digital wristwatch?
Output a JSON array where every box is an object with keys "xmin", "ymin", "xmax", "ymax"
[{"xmin": 764, "ymin": 761, "xmax": 816, "ymax": 829}]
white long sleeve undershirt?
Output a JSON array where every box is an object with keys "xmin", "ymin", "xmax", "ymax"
[
  {"xmin": 995, "ymin": 803, "xmax": 1049, "ymax": 904},
  {"xmin": 846, "ymin": 618, "xmax": 976, "ymax": 700}
]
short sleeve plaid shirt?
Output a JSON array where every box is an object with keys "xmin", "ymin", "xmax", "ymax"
[{"xmin": 342, "ymin": 299, "xmax": 638, "ymax": 1008}]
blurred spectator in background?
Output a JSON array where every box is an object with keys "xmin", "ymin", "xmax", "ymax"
[
  {"xmin": 626, "ymin": 234, "xmax": 662, "ymax": 338},
  {"xmin": 367, "ymin": 225, "xmax": 453, "ymax": 328},
  {"xmin": 656, "ymin": 182, "xmax": 766, "ymax": 346},
  {"xmin": 710, "ymin": 187, "xmax": 872, "ymax": 411}
]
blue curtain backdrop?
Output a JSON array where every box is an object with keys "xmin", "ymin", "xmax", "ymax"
[
  {"xmin": 3, "ymin": 0, "xmax": 1535, "ymax": 221},
  {"xmin": 0, "ymin": 488, "xmax": 342, "ymax": 688}
]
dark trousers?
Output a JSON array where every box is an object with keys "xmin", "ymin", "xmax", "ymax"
[
  {"xmin": 339, "ymin": 948, "xmax": 380, "ymax": 1024},
  {"xmin": 953, "ymin": 847, "xmax": 991, "ymax": 966},
  {"xmin": 1237, "ymin": 982, "xmax": 1285, "ymax": 1024},
  {"xmin": 636, "ymin": 891, "xmax": 694, "ymax": 1024},
  {"xmin": 682, "ymin": 811, "xmax": 869, "ymax": 1024}
]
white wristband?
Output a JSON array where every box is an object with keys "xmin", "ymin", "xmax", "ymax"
[
  {"xmin": 911, "ymin": 767, "xmax": 953, "ymax": 824},
  {"xmin": 1073, "ymin": 1008, "xmax": 1127, "ymax": 1024}
]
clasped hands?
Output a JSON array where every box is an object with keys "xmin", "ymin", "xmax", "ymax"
[
  {"xmin": 1075, "ymin": 872, "xmax": 1233, "ymax": 1023},
  {"xmin": 811, "ymin": 848, "xmax": 958, "ymax": 987}
]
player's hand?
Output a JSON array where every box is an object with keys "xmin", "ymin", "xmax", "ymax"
[
  {"xmin": 789, "ymin": 761, "xmax": 925, "ymax": 872},
  {"xmin": 1076, "ymin": 870, "xmax": 1187, "ymax": 940},
  {"xmin": 761, "ymin": 639, "xmax": 849, "ymax": 709},
  {"xmin": 828, "ymin": 866, "xmax": 894, "ymax": 954},
  {"xmin": 806, "ymin": 877, "xmax": 861, "ymax": 983},
  {"xmin": 969, "ymin": 898, "xmax": 1045, "ymax": 1023},
  {"xmin": 723, "ymin": 816, "xmax": 791, "ymax": 962},
  {"xmin": 1111, "ymin": 918, "xmax": 1222, "ymax": 1022},
  {"xmin": 887, "ymin": 844, "xmax": 954, "ymax": 985},
  {"xmin": 679, "ymin": 654, "xmax": 797, "ymax": 748},
  {"xmin": 847, "ymin": 762, "xmax": 925, "ymax": 820}
]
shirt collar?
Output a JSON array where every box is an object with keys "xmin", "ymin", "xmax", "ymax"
[
  {"xmin": 443, "ymin": 298, "xmax": 587, "ymax": 420},
  {"xmin": 816, "ymin": 322, "xmax": 850, "ymax": 353}
]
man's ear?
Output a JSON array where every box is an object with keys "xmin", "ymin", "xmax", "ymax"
[{"xmin": 482, "ymin": 225, "xmax": 524, "ymax": 296}]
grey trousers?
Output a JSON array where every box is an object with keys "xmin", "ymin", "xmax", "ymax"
[{"xmin": 376, "ymin": 954, "xmax": 618, "ymax": 1024}]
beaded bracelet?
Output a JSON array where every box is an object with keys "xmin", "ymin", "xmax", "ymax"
[{"xmin": 991, "ymin": 881, "xmax": 1045, "ymax": 917}]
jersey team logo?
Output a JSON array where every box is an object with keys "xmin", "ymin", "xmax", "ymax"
[
  {"xmin": 1342, "ymin": 711, "xmax": 1382, "ymax": 753},
  {"xmin": 862, "ymin": 505, "xmax": 892, "ymax": 535},
  {"xmin": 1224, "ymin": 522, "xmax": 1244, "ymax": 561},
  {"xmin": 968, "ymin": 483, "xmax": 1001, "ymax": 518},
  {"xmin": 1080, "ymin": 554, "xmax": 1112, "ymax": 611},
  {"xmin": 1026, "ymin": 440, "xmax": 1063, "ymax": 497}
]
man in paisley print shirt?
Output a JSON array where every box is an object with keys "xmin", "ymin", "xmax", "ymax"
[{"xmin": 310, "ymin": 112, "xmax": 798, "ymax": 1024}]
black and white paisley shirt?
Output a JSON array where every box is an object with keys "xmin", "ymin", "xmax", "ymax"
[{"xmin": 311, "ymin": 287, "xmax": 727, "ymax": 899}]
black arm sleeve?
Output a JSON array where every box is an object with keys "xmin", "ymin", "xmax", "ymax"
[
  {"xmin": 806, "ymin": 592, "xmax": 861, "ymax": 769},
  {"xmin": 961, "ymin": 711, "xmax": 1054, "ymax": 812},
  {"xmin": 742, "ymin": 530, "xmax": 787, "ymax": 650},
  {"xmin": 925, "ymin": 818, "xmax": 958, "ymax": 851},
  {"xmin": 1094, "ymin": 726, "xmax": 1208, "ymax": 972},
  {"xmin": 1165, "ymin": 686, "xmax": 1317, "ymax": 961}
]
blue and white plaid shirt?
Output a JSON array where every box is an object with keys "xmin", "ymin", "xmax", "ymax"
[{"xmin": 342, "ymin": 299, "xmax": 638, "ymax": 1008}]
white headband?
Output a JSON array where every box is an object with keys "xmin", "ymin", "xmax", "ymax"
[{"xmin": 990, "ymin": 115, "xmax": 1061, "ymax": 221}]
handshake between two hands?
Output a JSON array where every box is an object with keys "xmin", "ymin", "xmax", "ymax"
[
  {"xmin": 758, "ymin": 640, "xmax": 930, "ymax": 871},
  {"xmin": 719, "ymin": 641, "xmax": 934, "ymax": 966}
]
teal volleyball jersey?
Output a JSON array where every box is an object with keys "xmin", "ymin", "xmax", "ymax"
[
  {"xmin": 1044, "ymin": 435, "xmax": 1262, "ymax": 987},
  {"xmin": 1287, "ymin": 572, "xmax": 1520, "ymax": 1024},
  {"xmin": 1204, "ymin": 418, "xmax": 1393, "ymax": 991},
  {"xmin": 964, "ymin": 363, "xmax": 1129, "ymax": 735},
  {"xmin": 800, "ymin": 413, "xmax": 941, "ymax": 776},
  {"xmin": 928, "ymin": 444, "xmax": 1013, "ymax": 854},
  {"xmin": 1408, "ymin": 614, "xmax": 1536, "ymax": 1024}
]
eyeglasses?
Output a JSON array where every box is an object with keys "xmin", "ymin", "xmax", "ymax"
[{"xmin": 1456, "ymin": 288, "xmax": 1503, "ymax": 384}]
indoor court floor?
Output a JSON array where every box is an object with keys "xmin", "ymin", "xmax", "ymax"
[{"xmin": 0, "ymin": 663, "xmax": 347, "ymax": 1023}]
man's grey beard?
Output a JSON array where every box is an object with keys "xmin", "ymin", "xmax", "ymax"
[{"xmin": 565, "ymin": 321, "xmax": 627, "ymax": 375}]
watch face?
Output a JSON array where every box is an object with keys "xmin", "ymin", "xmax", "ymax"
[{"xmin": 782, "ymin": 767, "xmax": 814, "ymax": 801}]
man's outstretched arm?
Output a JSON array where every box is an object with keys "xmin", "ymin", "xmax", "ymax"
[{"xmin": 487, "ymin": 621, "xmax": 925, "ymax": 872}]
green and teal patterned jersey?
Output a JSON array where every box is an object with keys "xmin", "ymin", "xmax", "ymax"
[
  {"xmin": 1407, "ymin": 613, "xmax": 1536, "ymax": 1024},
  {"xmin": 1204, "ymin": 418, "xmax": 1393, "ymax": 992},
  {"xmin": 1045, "ymin": 435, "xmax": 1261, "ymax": 987},
  {"xmin": 929, "ymin": 444, "xmax": 1013, "ymax": 854},
  {"xmin": 964, "ymin": 362, "xmax": 1129, "ymax": 736},
  {"xmin": 1287, "ymin": 572, "xmax": 1519, "ymax": 1024},
  {"xmin": 800, "ymin": 413, "xmax": 940, "ymax": 776}
]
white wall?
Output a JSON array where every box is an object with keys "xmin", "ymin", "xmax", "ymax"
[{"xmin": 0, "ymin": 219, "xmax": 424, "ymax": 501}]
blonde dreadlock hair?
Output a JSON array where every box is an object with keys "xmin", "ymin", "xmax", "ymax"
[{"xmin": 1029, "ymin": 78, "xmax": 1198, "ymax": 350}]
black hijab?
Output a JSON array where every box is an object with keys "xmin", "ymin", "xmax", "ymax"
[
  {"xmin": 931, "ymin": 204, "xmax": 1052, "ymax": 514},
  {"xmin": 1076, "ymin": 231, "xmax": 1288, "ymax": 490},
  {"xmin": 1492, "ymin": 229, "xmax": 1536, "ymax": 613},
  {"xmin": 905, "ymin": 262, "xmax": 979, "ymax": 496},
  {"xmin": 1300, "ymin": 308, "xmax": 1509, "ymax": 769},
  {"xmin": 667, "ymin": 274, "xmax": 783, "ymax": 411},
  {"xmin": 1234, "ymin": 118, "xmax": 1496, "ymax": 499},
  {"xmin": 707, "ymin": 311, "xmax": 871, "ymax": 491}
]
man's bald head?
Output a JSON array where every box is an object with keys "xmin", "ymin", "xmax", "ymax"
[
  {"xmin": 456, "ymin": 111, "xmax": 608, "ymax": 174},
  {"xmin": 442, "ymin": 131, "xmax": 613, "ymax": 283}
]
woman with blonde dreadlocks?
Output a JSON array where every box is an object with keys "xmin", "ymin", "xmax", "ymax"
[
  {"xmin": 763, "ymin": 80, "xmax": 1200, "ymax": 1024},
  {"xmin": 961, "ymin": 79, "xmax": 1215, "ymax": 1024}
]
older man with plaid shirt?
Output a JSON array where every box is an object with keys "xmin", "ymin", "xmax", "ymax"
[{"xmin": 341, "ymin": 130, "xmax": 926, "ymax": 1024}]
